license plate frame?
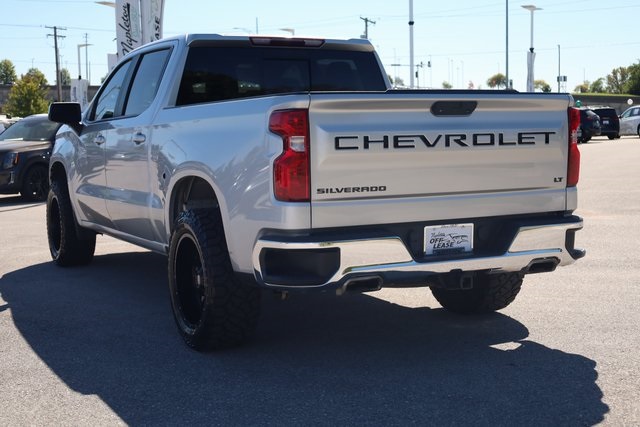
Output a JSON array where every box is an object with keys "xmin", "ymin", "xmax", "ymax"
[{"xmin": 424, "ymin": 223, "xmax": 474, "ymax": 256}]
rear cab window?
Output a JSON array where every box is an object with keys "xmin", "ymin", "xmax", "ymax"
[{"xmin": 177, "ymin": 45, "xmax": 387, "ymax": 106}]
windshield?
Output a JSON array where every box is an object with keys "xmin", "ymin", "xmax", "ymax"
[{"xmin": 0, "ymin": 117, "xmax": 60, "ymax": 142}]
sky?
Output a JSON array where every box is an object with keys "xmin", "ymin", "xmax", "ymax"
[{"xmin": 1, "ymin": 0, "xmax": 639, "ymax": 92}]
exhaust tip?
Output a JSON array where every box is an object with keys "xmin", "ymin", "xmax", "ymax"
[
  {"xmin": 339, "ymin": 276, "xmax": 383, "ymax": 294},
  {"xmin": 525, "ymin": 258, "xmax": 560, "ymax": 274}
]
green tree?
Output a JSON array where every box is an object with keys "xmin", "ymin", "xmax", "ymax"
[
  {"xmin": 574, "ymin": 82, "xmax": 588, "ymax": 93},
  {"xmin": 442, "ymin": 81, "xmax": 452, "ymax": 89},
  {"xmin": 589, "ymin": 78, "xmax": 606, "ymax": 93},
  {"xmin": 624, "ymin": 62, "xmax": 640, "ymax": 95},
  {"xmin": 606, "ymin": 67, "xmax": 629, "ymax": 94},
  {"xmin": 486, "ymin": 73, "xmax": 507, "ymax": 89},
  {"xmin": 59, "ymin": 68, "xmax": 71, "ymax": 86},
  {"xmin": 393, "ymin": 76, "xmax": 405, "ymax": 87},
  {"xmin": 0, "ymin": 59, "xmax": 17, "ymax": 84},
  {"xmin": 23, "ymin": 68, "xmax": 48, "ymax": 88},
  {"xmin": 5, "ymin": 71, "xmax": 50, "ymax": 117},
  {"xmin": 534, "ymin": 80, "xmax": 552, "ymax": 92}
]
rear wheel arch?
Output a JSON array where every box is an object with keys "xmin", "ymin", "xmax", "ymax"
[{"xmin": 168, "ymin": 175, "xmax": 223, "ymax": 236}]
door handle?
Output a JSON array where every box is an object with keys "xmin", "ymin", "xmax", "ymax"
[
  {"xmin": 133, "ymin": 132, "xmax": 146, "ymax": 145},
  {"xmin": 94, "ymin": 134, "xmax": 106, "ymax": 145}
]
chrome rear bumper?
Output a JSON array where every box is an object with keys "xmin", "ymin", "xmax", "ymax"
[{"xmin": 252, "ymin": 218, "xmax": 584, "ymax": 290}]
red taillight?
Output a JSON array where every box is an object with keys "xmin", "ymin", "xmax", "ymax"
[
  {"xmin": 270, "ymin": 109, "xmax": 310, "ymax": 202},
  {"xmin": 567, "ymin": 107, "xmax": 581, "ymax": 187}
]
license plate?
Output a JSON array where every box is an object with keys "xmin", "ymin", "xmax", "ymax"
[
  {"xmin": 424, "ymin": 224, "xmax": 473, "ymax": 256},
  {"xmin": 603, "ymin": 119, "xmax": 609, "ymax": 125}
]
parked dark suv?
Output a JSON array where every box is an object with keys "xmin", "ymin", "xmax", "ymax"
[
  {"xmin": 591, "ymin": 106, "xmax": 620, "ymax": 140},
  {"xmin": 577, "ymin": 108, "xmax": 601, "ymax": 143},
  {"xmin": 0, "ymin": 114, "xmax": 61, "ymax": 201}
]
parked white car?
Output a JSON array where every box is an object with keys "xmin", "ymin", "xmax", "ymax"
[
  {"xmin": 619, "ymin": 106, "xmax": 640, "ymax": 137},
  {"xmin": 0, "ymin": 115, "xmax": 21, "ymax": 134}
]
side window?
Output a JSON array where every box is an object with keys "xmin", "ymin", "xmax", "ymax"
[
  {"xmin": 124, "ymin": 49, "xmax": 171, "ymax": 116},
  {"xmin": 177, "ymin": 48, "xmax": 248, "ymax": 106},
  {"xmin": 92, "ymin": 60, "xmax": 132, "ymax": 121}
]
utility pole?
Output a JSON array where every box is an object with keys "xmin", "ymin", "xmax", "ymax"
[
  {"xmin": 360, "ymin": 16, "xmax": 376, "ymax": 39},
  {"xmin": 46, "ymin": 25, "xmax": 66, "ymax": 101}
]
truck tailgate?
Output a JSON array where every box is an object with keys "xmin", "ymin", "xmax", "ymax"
[{"xmin": 308, "ymin": 92, "xmax": 573, "ymax": 228}]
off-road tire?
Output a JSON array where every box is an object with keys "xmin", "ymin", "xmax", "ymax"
[
  {"xmin": 431, "ymin": 272, "xmax": 523, "ymax": 314},
  {"xmin": 46, "ymin": 180, "xmax": 96, "ymax": 266},
  {"xmin": 21, "ymin": 164, "xmax": 49, "ymax": 202},
  {"xmin": 168, "ymin": 208, "xmax": 261, "ymax": 351}
]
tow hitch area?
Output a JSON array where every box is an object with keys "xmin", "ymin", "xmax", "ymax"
[{"xmin": 435, "ymin": 270, "xmax": 475, "ymax": 290}]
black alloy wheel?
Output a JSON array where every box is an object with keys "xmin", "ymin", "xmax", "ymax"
[
  {"xmin": 168, "ymin": 208, "xmax": 261, "ymax": 351},
  {"xmin": 22, "ymin": 164, "xmax": 49, "ymax": 201}
]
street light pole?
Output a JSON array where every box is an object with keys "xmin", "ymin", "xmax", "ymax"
[
  {"xmin": 522, "ymin": 4, "xmax": 542, "ymax": 92},
  {"xmin": 505, "ymin": 0, "xmax": 509, "ymax": 89},
  {"xmin": 77, "ymin": 43, "xmax": 90, "ymax": 79},
  {"xmin": 409, "ymin": 0, "xmax": 415, "ymax": 88},
  {"xmin": 557, "ymin": 44, "xmax": 561, "ymax": 93},
  {"xmin": 84, "ymin": 33, "xmax": 90, "ymax": 83}
]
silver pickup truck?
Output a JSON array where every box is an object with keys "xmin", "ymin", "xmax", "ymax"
[{"xmin": 47, "ymin": 34, "xmax": 585, "ymax": 351}]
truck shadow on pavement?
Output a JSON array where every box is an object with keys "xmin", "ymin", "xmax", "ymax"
[
  {"xmin": 0, "ymin": 251, "xmax": 608, "ymax": 425},
  {"xmin": 0, "ymin": 195, "xmax": 44, "ymax": 212}
]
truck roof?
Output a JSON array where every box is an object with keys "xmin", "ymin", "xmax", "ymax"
[{"xmin": 162, "ymin": 33, "xmax": 376, "ymax": 52}]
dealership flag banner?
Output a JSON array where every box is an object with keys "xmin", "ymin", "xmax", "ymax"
[
  {"xmin": 116, "ymin": 0, "xmax": 143, "ymax": 58},
  {"xmin": 140, "ymin": 0, "xmax": 164, "ymax": 44}
]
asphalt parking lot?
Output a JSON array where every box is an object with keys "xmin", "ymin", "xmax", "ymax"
[{"xmin": 0, "ymin": 135, "xmax": 639, "ymax": 425}]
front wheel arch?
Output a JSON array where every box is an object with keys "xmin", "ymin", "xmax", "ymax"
[{"xmin": 46, "ymin": 178, "xmax": 96, "ymax": 266}]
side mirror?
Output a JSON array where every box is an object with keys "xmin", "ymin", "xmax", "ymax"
[{"xmin": 49, "ymin": 102, "xmax": 83, "ymax": 134}]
